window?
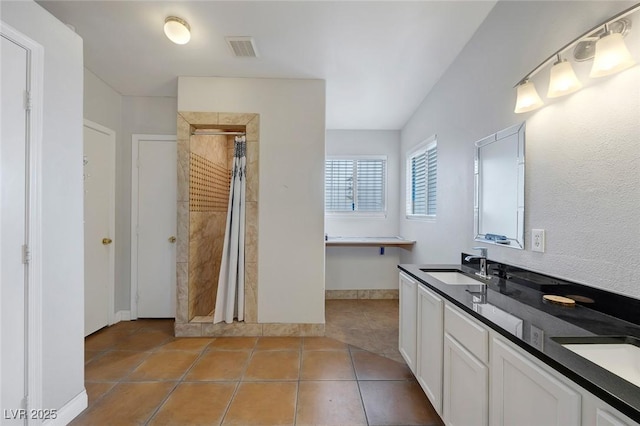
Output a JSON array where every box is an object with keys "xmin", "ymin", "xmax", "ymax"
[
  {"xmin": 325, "ymin": 157, "xmax": 386, "ymax": 214},
  {"xmin": 406, "ymin": 137, "xmax": 437, "ymax": 218}
]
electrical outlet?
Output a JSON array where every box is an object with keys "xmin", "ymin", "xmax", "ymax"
[
  {"xmin": 532, "ymin": 229, "xmax": 545, "ymax": 253},
  {"xmin": 531, "ymin": 325, "xmax": 544, "ymax": 351}
]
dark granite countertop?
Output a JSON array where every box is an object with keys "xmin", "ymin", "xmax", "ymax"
[{"xmin": 398, "ymin": 259, "xmax": 640, "ymax": 423}]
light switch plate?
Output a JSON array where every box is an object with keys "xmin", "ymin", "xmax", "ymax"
[{"xmin": 532, "ymin": 229, "xmax": 545, "ymax": 253}]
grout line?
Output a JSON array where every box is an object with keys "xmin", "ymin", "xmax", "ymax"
[
  {"xmin": 348, "ymin": 345, "xmax": 370, "ymax": 426},
  {"xmin": 219, "ymin": 337, "xmax": 260, "ymax": 425},
  {"xmin": 142, "ymin": 380, "xmax": 180, "ymax": 426}
]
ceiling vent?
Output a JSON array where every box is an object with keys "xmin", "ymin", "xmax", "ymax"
[{"xmin": 225, "ymin": 37, "xmax": 258, "ymax": 58}]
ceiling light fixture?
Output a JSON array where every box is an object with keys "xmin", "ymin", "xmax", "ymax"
[
  {"xmin": 513, "ymin": 3, "xmax": 638, "ymax": 114},
  {"xmin": 164, "ymin": 16, "xmax": 191, "ymax": 45}
]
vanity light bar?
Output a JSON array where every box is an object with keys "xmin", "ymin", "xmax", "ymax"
[{"xmin": 514, "ymin": 2, "xmax": 640, "ymax": 113}]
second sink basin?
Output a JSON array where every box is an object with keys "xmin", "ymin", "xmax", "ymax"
[
  {"xmin": 553, "ymin": 336, "xmax": 640, "ymax": 388},
  {"xmin": 423, "ymin": 271, "xmax": 486, "ymax": 286}
]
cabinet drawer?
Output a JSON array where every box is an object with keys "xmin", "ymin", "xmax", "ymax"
[{"xmin": 445, "ymin": 304, "xmax": 488, "ymax": 363}]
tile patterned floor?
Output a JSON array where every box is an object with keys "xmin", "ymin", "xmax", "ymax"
[{"xmin": 74, "ymin": 300, "xmax": 443, "ymax": 426}]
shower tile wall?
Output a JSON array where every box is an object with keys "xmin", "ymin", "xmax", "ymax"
[{"xmin": 189, "ymin": 135, "xmax": 230, "ymax": 318}]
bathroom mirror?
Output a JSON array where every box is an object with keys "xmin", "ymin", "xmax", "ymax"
[{"xmin": 474, "ymin": 122, "xmax": 525, "ymax": 249}]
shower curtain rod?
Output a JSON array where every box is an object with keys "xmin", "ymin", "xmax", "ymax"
[{"xmin": 191, "ymin": 131, "xmax": 246, "ymax": 136}]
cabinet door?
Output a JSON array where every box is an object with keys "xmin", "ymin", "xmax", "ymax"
[
  {"xmin": 417, "ymin": 285, "xmax": 444, "ymax": 415},
  {"xmin": 443, "ymin": 333, "xmax": 489, "ymax": 426},
  {"xmin": 490, "ymin": 338, "xmax": 581, "ymax": 426},
  {"xmin": 581, "ymin": 390, "xmax": 635, "ymax": 426},
  {"xmin": 399, "ymin": 273, "xmax": 417, "ymax": 373}
]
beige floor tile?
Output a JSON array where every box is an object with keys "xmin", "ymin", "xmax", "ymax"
[
  {"xmin": 85, "ymin": 350, "xmax": 150, "ymax": 381},
  {"xmin": 149, "ymin": 382, "xmax": 236, "ymax": 426},
  {"xmin": 296, "ymin": 381, "xmax": 367, "ymax": 426},
  {"xmin": 325, "ymin": 300, "xmax": 363, "ymax": 314},
  {"xmin": 136, "ymin": 319, "xmax": 175, "ymax": 333},
  {"xmin": 71, "ymin": 382, "xmax": 175, "ymax": 426},
  {"xmin": 303, "ymin": 336, "xmax": 349, "ymax": 351},
  {"xmin": 222, "ymin": 382, "xmax": 297, "ymax": 425},
  {"xmin": 382, "ymin": 349, "xmax": 407, "ymax": 364},
  {"xmin": 254, "ymin": 336, "xmax": 302, "ymax": 351},
  {"xmin": 113, "ymin": 330, "xmax": 173, "ymax": 351},
  {"xmin": 209, "ymin": 336, "xmax": 258, "ymax": 351},
  {"xmin": 155, "ymin": 337, "xmax": 214, "ymax": 352},
  {"xmin": 84, "ymin": 350, "xmax": 104, "ymax": 364},
  {"xmin": 325, "ymin": 311, "xmax": 366, "ymax": 329},
  {"xmin": 126, "ymin": 351, "xmax": 199, "ymax": 381},
  {"xmin": 84, "ymin": 329, "xmax": 131, "ymax": 352},
  {"xmin": 300, "ymin": 351, "xmax": 355, "ymax": 380},
  {"xmin": 359, "ymin": 380, "xmax": 442, "ymax": 426},
  {"xmin": 351, "ymin": 350, "xmax": 413, "ymax": 381},
  {"xmin": 185, "ymin": 350, "xmax": 250, "ymax": 381},
  {"xmin": 84, "ymin": 382, "xmax": 116, "ymax": 404},
  {"xmin": 77, "ymin": 299, "xmax": 441, "ymax": 426},
  {"xmin": 244, "ymin": 350, "xmax": 300, "ymax": 381}
]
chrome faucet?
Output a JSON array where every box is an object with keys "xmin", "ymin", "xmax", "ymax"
[{"xmin": 465, "ymin": 247, "xmax": 490, "ymax": 280}]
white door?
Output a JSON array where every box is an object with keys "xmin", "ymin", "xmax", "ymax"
[
  {"xmin": 1, "ymin": 32, "xmax": 29, "ymax": 420},
  {"xmin": 132, "ymin": 135, "xmax": 177, "ymax": 318},
  {"xmin": 83, "ymin": 121, "xmax": 115, "ymax": 336}
]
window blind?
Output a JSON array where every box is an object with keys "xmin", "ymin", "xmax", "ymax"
[
  {"xmin": 407, "ymin": 142, "xmax": 437, "ymax": 216},
  {"xmin": 325, "ymin": 158, "xmax": 386, "ymax": 213}
]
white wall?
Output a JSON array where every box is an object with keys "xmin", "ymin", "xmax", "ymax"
[
  {"xmin": 84, "ymin": 70, "xmax": 178, "ymax": 312},
  {"xmin": 178, "ymin": 77, "xmax": 326, "ymax": 324},
  {"xmin": 1, "ymin": 0, "xmax": 85, "ymax": 412},
  {"xmin": 400, "ymin": 1, "xmax": 640, "ymax": 299},
  {"xmin": 325, "ymin": 130, "xmax": 401, "ymax": 290}
]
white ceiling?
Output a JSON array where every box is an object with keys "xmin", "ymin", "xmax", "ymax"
[{"xmin": 37, "ymin": 1, "xmax": 496, "ymax": 129}]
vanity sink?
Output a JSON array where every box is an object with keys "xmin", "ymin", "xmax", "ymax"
[
  {"xmin": 554, "ymin": 337, "xmax": 640, "ymax": 388},
  {"xmin": 422, "ymin": 270, "xmax": 486, "ymax": 286}
]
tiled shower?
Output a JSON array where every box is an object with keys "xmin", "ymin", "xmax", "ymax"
[{"xmin": 188, "ymin": 134, "xmax": 235, "ymax": 319}]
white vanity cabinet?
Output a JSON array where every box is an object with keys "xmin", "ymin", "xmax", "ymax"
[
  {"xmin": 416, "ymin": 285, "xmax": 444, "ymax": 415},
  {"xmin": 397, "ymin": 271, "xmax": 640, "ymax": 426},
  {"xmin": 399, "ymin": 272, "xmax": 418, "ymax": 373},
  {"xmin": 443, "ymin": 304, "xmax": 489, "ymax": 426},
  {"xmin": 490, "ymin": 336, "xmax": 581, "ymax": 426}
]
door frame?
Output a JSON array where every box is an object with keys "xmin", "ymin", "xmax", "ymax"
[
  {"xmin": 83, "ymin": 119, "xmax": 116, "ymax": 327},
  {"xmin": 1, "ymin": 21, "xmax": 44, "ymax": 420},
  {"xmin": 130, "ymin": 134, "xmax": 177, "ymax": 320}
]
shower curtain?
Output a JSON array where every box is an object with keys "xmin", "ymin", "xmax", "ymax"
[{"xmin": 213, "ymin": 136, "xmax": 246, "ymax": 324}]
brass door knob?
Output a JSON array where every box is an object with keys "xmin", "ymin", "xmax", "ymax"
[
  {"xmin": 102, "ymin": 238, "xmax": 113, "ymax": 245},
  {"xmin": 169, "ymin": 236, "xmax": 177, "ymax": 243}
]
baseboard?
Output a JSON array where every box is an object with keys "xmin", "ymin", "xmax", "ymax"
[
  {"xmin": 325, "ymin": 289, "xmax": 399, "ymax": 300},
  {"xmin": 43, "ymin": 390, "xmax": 87, "ymax": 426},
  {"xmin": 114, "ymin": 310, "xmax": 131, "ymax": 323}
]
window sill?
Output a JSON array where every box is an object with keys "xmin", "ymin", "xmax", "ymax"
[{"xmin": 405, "ymin": 214, "xmax": 436, "ymax": 222}]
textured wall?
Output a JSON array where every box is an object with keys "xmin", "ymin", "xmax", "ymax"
[{"xmin": 400, "ymin": 1, "xmax": 640, "ymax": 299}]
